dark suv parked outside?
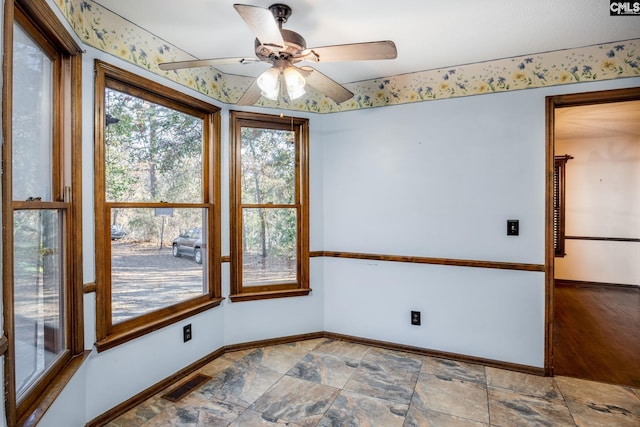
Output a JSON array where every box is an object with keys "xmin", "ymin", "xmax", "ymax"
[
  {"xmin": 172, "ymin": 227, "xmax": 204, "ymax": 264},
  {"xmin": 110, "ymin": 224, "xmax": 127, "ymax": 240}
]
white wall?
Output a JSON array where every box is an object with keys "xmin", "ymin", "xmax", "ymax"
[
  {"xmin": 36, "ymin": 361, "xmax": 87, "ymax": 427},
  {"xmin": 323, "ymin": 258, "xmax": 545, "ymax": 365},
  {"xmin": 555, "ymin": 134, "xmax": 640, "ymax": 285},
  {"xmin": 321, "ymin": 91, "xmax": 546, "ymax": 262},
  {"xmin": 319, "ymin": 79, "xmax": 640, "ymax": 368}
]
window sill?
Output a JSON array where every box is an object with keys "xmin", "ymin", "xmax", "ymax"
[
  {"xmin": 18, "ymin": 350, "xmax": 91, "ymax": 427},
  {"xmin": 95, "ymin": 297, "xmax": 223, "ymax": 352},
  {"xmin": 229, "ymin": 288, "xmax": 312, "ymax": 302}
]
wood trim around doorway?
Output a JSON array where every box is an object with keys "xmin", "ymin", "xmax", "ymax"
[{"xmin": 544, "ymin": 86, "xmax": 640, "ymax": 377}]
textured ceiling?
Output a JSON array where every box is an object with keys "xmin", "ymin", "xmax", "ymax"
[
  {"xmin": 555, "ymin": 100, "xmax": 640, "ymax": 140},
  {"xmin": 92, "ymin": 0, "xmax": 640, "ymax": 84}
]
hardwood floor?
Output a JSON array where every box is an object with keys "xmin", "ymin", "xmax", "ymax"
[{"xmin": 554, "ymin": 280, "xmax": 640, "ymax": 387}]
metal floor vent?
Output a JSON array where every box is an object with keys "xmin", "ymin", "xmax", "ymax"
[{"xmin": 161, "ymin": 373, "xmax": 211, "ymax": 402}]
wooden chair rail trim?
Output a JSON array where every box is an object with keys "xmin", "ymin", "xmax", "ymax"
[
  {"xmin": 136, "ymin": 253, "xmax": 545, "ymax": 272},
  {"xmin": 310, "ymin": 251, "xmax": 545, "ymax": 272},
  {"xmin": 565, "ymin": 235, "xmax": 640, "ymax": 243}
]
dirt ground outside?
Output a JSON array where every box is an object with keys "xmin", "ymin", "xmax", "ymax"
[
  {"xmin": 111, "ymin": 242, "xmax": 203, "ymax": 323},
  {"xmin": 110, "ymin": 242, "xmax": 296, "ymax": 323}
]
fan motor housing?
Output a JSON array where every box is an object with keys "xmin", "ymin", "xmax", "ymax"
[
  {"xmin": 269, "ymin": 3, "xmax": 292, "ymax": 24},
  {"xmin": 255, "ymin": 29, "xmax": 306, "ymax": 61}
]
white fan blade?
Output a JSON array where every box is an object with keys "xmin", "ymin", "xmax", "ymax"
[
  {"xmin": 303, "ymin": 67, "xmax": 354, "ymax": 104},
  {"xmin": 158, "ymin": 57, "xmax": 259, "ymax": 71},
  {"xmin": 303, "ymin": 41, "xmax": 397, "ymax": 63},
  {"xmin": 237, "ymin": 79, "xmax": 262, "ymax": 105},
  {"xmin": 234, "ymin": 4, "xmax": 285, "ymax": 48}
]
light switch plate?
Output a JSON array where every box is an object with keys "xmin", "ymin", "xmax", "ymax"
[
  {"xmin": 507, "ymin": 219, "xmax": 519, "ymax": 236},
  {"xmin": 183, "ymin": 324, "xmax": 192, "ymax": 342}
]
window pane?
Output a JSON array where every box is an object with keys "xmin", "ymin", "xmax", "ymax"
[
  {"xmin": 105, "ymin": 88, "xmax": 203, "ymax": 203},
  {"xmin": 12, "ymin": 23, "xmax": 53, "ymax": 202},
  {"xmin": 110, "ymin": 207, "xmax": 208, "ymax": 323},
  {"xmin": 242, "ymin": 208, "xmax": 297, "ymax": 286},
  {"xmin": 13, "ymin": 210, "xmax": 65, "ymax": 398},
  {"xmin": 241, "ymin": 127, "xmax": 295, "ymax": 205}
]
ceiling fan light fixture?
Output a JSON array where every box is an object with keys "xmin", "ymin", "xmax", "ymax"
[
  {"xmin": 160, "ymin": 4, "xmax": 397, "ymax": 106},
  {"xmin": 284, "ymin": 66, "xmax": 306, "ymax": 100},
  {"xmin": 257, "ymin": 67, "xmax": 281, "ymax": 100}
]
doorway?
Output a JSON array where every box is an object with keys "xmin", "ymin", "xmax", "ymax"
[{"xmin": 546, "ymin": 87, "xmax": 640, "ymax": 387}]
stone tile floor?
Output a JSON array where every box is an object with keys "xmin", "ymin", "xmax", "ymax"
[{"xmin": 107, "ymin": 338, "xmax": 640, "ymax": 426}]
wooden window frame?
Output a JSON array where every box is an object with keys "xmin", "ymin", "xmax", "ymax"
[
  {"xmin": 229, "ymin": 111, "xmax": 310, "ymax": 302},
  {"xmin": 94, "ymin": 61, "xmax": 222, "ymax": 351},
  {"xmin": 554, "ymin": 155, "xmax": 572, "ymax": 257},
  {"xmin": 2, "ymin": 1, "xmax": 86, "ymax": 425}
]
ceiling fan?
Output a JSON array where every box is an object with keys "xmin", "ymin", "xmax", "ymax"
[{"xmin": 158, "ymin": 3, "xmax": 397, "ymax": 105}]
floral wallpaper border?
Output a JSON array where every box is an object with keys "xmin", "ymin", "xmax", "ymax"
[{"xmin": 54, "ymin": 0, "xmax": 640, "ymax": 114}]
